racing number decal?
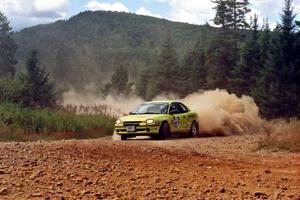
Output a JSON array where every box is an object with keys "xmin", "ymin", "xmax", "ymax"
[{"xmin": 173, "ymin": 117, "xmax": 180, "ymax": 128}]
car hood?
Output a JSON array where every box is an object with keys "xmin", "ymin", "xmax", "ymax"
[{"xmin": 120, "ymin": 114, "xmax": 167, "ymax": 122}]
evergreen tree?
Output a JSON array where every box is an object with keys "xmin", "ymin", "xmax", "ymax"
[
  {"xmin": 212, "ymin": 0, "xmax": 250, "ymax": 30},
  {"xmin": 148, "ymin": 32, "xmax": 181, "ymax": 97},
  {"xmin": 0, "ymin": 12, "xmax": 17, "ymax": 77},
  {"xmin": 295, "ymin": 21, "xmax": 300, "ymax": 116},
  {"xmin": 181, "ymin": 40, "xmax": 207, "ymax": 95},
  {"xmin": 111, "ymin": 65, "xmax": 129, "ymax": 94},
  {"xmin": 252, "ymin": 19, "xmax": 273, "ymax": 113},
  {"xmin": 258, "ymin": 19, "xmax": 271, "ymax": 68},
  {"xmin": 230, "ymin": 14, "xmax": 260, "ymax": 96},
  {"xmin": 25, "ymin": 50, "xmax": 57, "ymax": 107},
  {"xmin": 135, "ymin": 67, "xmax": 150, "ymax": 99},
  {"xmin": 212, "ymin": 0, "xmax": 230, "ymax": 28},
  {"xmin": 205, "ymin": 33, "xmax": 235, "ymax": 89},
  {"xmin": 102, "ymin": 64, "xmax": 133, "ymax": 97},
  {"xmin": 255, "ymin": 0, "xmax": 298, "ymax": 118},
  {"xmin": 276, "ymin": 0, "xmax": 298, "ymax": 118}
]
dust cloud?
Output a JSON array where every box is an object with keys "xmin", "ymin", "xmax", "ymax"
[
  {"xmin": 62, "ymin": 89, "xmax": 143, "ymax": 116},
  {"xmin": 182, "ymin": 90, "xmax": 263, "ymax": 135}
]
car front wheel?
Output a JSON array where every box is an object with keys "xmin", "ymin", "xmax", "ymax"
[{"xmin": 158, "ymin": 122, "xmax": 170, "ymax": 140}]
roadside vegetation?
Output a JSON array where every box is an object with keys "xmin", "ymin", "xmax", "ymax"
[
  {"xmin": 259, "ymin": 120, "xmax": 300, "ymax": 152},
  {"xmin": 0, "ymin": 103, "xmax": 115, "ymax": 141}
]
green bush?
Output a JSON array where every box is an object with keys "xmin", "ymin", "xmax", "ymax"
[
  {"xmin": 0, "ymin": 103, "xmax": 115, "ymax": 141},
  {"xmin": 0, "ymin": 77, "xmax": 28, "ymax": 104}
]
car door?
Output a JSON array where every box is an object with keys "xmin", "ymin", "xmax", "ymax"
[
  {"xmin": 177, "ymin": 103, "xmax": 191, "ymax": 132},
  {"xmin": 169, "ymin": 103, "xmax": 187, "ymax": 133}
]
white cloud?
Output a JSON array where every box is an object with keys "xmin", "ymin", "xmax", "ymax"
[
  {"xmin": 151, "ymin": 0, "xmax": 300, "ymax": 26},
  {"xmin": 167, "ymin": 0, "xmax": 214, "ymax": 25},
  {"xmin": 86, "ymin": 1, "xmax": 129, "ymax": 12},
  {"xmin": 136, "ymin": 7, "xmax": 161, "ymax": 18},
  {"xmin": 0, "ymin": 0, "xmax": 69, "ymax": 30}
]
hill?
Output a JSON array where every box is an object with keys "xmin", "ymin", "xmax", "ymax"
[{"xmin": 13, "ymin": 11, "xmax": 216, "ymax": 91}]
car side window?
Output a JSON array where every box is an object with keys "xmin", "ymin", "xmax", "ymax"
[
  {"xmin": 170, "ymin": 103, "xmax": 184, "ymax": 114},
  {"xmin": 179, "ymin": 103, "xmax": 188, "ymax": 113}
]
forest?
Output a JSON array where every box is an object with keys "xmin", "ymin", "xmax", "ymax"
[{"xmin": 0, "ymin": 0, "xmax": 300, "ymax": 121}]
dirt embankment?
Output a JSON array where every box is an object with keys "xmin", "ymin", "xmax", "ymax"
[{"xmin": 0, "ymin": 135, "xmax": 299, "ymax": 199}]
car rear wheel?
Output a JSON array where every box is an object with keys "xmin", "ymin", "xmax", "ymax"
[
  {"xmin": 189, "ymin": 121, "xmax": 199, "ymax": 137},
  {"xmin": 121, "ymin": 135, "xmax": 128, "ymax": 140},
  {"xmin": 158, "ymin": 122, "xmax": 170, "ymax": 140}
]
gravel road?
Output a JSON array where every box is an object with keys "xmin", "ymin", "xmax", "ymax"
[{"xmin": 0, "ymin": 135, "xmax": 299, "ymax": 199}]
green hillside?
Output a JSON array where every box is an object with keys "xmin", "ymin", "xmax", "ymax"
[{"xmin": 14, "ymin": 11, "xmax": 216, "ymax": 90}]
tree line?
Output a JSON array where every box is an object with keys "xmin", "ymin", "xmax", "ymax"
[
  {"xmin": 108, "ymin": 0, "xmax": 300, "ymax": 119},
  {"xmin": 1, "ymin": 0, "xmax": 300, "ymax": 119}
]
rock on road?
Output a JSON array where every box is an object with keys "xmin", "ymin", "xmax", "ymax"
[{"xmin": 0, "ymin": 135, "xmax": 299, "ymax": 199}]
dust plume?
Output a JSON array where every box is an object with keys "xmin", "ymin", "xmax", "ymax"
[
  {"xmin": 182, "ymin": 90, "xmax": 264, "ymax": 135},
  {"xmin": 62, "ymin": 89, "xmax": 143, "ymax": 115}
]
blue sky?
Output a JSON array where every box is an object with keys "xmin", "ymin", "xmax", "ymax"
[{"xmin": 1, "ymin": 0, "xmax": 299, "ymax": 30}]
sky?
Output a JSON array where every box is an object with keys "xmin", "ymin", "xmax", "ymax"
[{"xmin": 1, "ymin": 0, "xmax": 300, "ymax": 31}]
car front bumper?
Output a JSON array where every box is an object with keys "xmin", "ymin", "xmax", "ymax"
[{"xmin": 114, "ymin": 124, "xmax": 160, "ymax": 136}]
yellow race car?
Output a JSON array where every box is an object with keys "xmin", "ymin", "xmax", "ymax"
[{"xmin": 114, "ymin": 101, "xmax": 199, "ymax": 140}]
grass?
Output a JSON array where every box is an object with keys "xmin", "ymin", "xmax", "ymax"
[
  {"xmin": 0, "ymin": 103, "xmax": 115, "ymax": 142},
  {"xmin": 258, "ymin": 119, "xmax": 300, "ymax": 152}
]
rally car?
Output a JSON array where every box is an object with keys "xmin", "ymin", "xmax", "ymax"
[{"xmin": 114, "ymin": 101, "xmax": 199, "ymax": 140}]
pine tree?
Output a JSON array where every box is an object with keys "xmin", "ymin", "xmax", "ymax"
[
  {"xmin": 295, "ymin": 21, "xmax": 300, "ymax": 116},
  {"xmin": 148, "ymin": 32, "xmax": 181, "ymax": 96},
  {"xmin": 25, "ymin": 50, "xmax": 57, "ymax": 107},
  {"xmin": 110, "ymin": 65, "xmax": 129, "ymax": 94},
  {"xmin": 252, "ymin": 19, "xmax": 272, "ymax": 114},
  {"xmin": 181, "ymin": 40, "xmax": 207, "ymax": 95},
  {"xmin": 255, "ymin": 0, "xmax": 298, "ymax": 118},
  {"xmin": 101, "ymin": 63, "xmax": 134, "ymax": 97},
  {"xmin": 0, "ymin": 12, "xmax": 17, "ymax": 77},
  {"xmin": 205, "ymin": 33, "xmax": 235, "ymax": 89},
  {"xmin": 212, "ymin": 0, "xmax": 250, "ymax": 30},
  {"xmin": 230, "ymin": 14, "xmax": 260, "ymax": 96},
  {"xmin": 277, "ymin": 0, "xmax": 298, "ymax": 118},
  {"xmin": 135, "ymin": 67, "xmax": 150, "ymax": 99}
]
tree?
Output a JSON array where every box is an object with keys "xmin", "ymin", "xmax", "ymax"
[
  {"xmin": 148, "ymin": 31, "xmax": 181, "ymax": 97},
  {"xmin": 254, "ymin": 0, "xmax": 298, "ymax": 118},
  {"xmin": 251, "ymin": 19, "xmax": 272, "ymax": 113},
  {"xmin": 111, "ymin": 65, "xmax": 129, "ymax": 94},
  {"xmin": 230, "ymin": 14, "xmax": 260, "ymax": 96},
  {"xmin": 212, "ymin": 0, "xmax": 251, "ymax": 30},
  {"xmin": 102, "ymin": 64, "xmax": 133, "ymax": 97},
  {"xmin": 181, "ymin": 40, "xmax": 207, "ymax": 95},
  {"xmin": 0, "ymin": 12, "xmax": 17, "ymax": 77},
  {"xmin": 205, "ymin": 29, "xmax": 235, "ymax": 90},
  {"xmin": 24, "ymin": 50, "xmax": 57, "ymax": 107},
  {"xmin": 135, "ymin": 67, "xmax": 150, "ymax": 100}
]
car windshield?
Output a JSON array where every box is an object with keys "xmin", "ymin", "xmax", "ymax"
[{"xmin": 131, "ymin": 103, "xmax": 169, "ymax": 115}]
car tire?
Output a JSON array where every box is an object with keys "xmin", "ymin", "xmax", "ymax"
[
  {"xmin": 189, "ymin": 121, "xmax": 199, "ymax": 137},
  {"xmin": 159, "ymin": 122, "xmax": 170, "ymax": 140},
  {"xmin": 121, "ymin": 135, "xmax": 128, "ymax": 140}
]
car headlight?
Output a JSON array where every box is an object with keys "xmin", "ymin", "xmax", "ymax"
[
  {"xmin": 115, "ymin": 119, "xmax": 122, "ymax": 125},
  {"xmin": 146, "ymin": 119, "xmax": 155, "ymax": 125}
]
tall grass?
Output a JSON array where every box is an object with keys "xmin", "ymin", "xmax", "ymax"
[
  {"xmin": 259, "ymin": 119, "xmax": 300, "ymax": 152},
  {"xmin": 0, "ymin": 103, "xmax": 115, "ymax": 141}
]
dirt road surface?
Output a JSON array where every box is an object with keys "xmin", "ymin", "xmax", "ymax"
[{"xmin": 0, "ymin": 135, "xmax": 299, "ymax": 199}]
